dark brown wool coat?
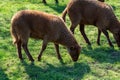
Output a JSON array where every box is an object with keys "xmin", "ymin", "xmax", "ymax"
[
  {"xmin": 10, "ymin": 10, "xmax": 81, "ymax": 62},
  {"xmin": 62, "ymin": 0, "xmax": 120, "ymax": 47}
]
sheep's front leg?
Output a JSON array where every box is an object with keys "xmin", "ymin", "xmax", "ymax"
[
  {"xmin": 54, "ymin": 43, "xmax": 62, "ymax": 60},
  {"xmin": 97, "ymin": 29, "xmax": 101, "ymax": 45},
  {"xmin": 42, "ymin": 0, "xmax": 47, "ymax": 4},
  {"xmin": 79, "ymin": 24, "xmax": 91, "ymax": 45},
  {"xmin": 38, "ymin": 35, "xmax": 48, "ymax": 61},
  {"xmin": 102, "ymin": 30, "xmax": 114, "ymax": 47}
]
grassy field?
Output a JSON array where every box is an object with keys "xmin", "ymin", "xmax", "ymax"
[{"xmin": 0, "ymin": 0, "xmax": 120, "ymax": 80}]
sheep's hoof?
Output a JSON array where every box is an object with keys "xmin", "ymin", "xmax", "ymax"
[
  {"xmin": 19, "ymin": 57, "xmax": 24, "ymax": 62},
  {"xmin": 20, "ymin": 59, "xmax": 24, "ymax": 63},
  {"xmin": 58, "ymin": 58, "xmax": 64, "ymax": 64},
  {"xmin": 110, "ymin": 45, "xmax": 114, "ymax": 49},
  {"xmin": 109, "ymin": 43, "xmax": 114, "ymax": 48},
  {"xmin": 97, "ymin": 43, "xmax": 101, "ymax": 45},
  {"xmin": 119, "ymin": 47, "xmax": 120, "ymax": 50},
  {"xmin": 29, "ymin": 58, "xmax": 34, "ymax": 62},
  {"xmin": 87, "ymin": 42, "xmax": 91, "ymax": 45},
  {"xmin": 87, "ymin": 45, "xmax": 92, "ymax": 50},
  {"xmin": 58, "ymin": 56, "xmax": 62, "ymax": 60},
  {"xmin": 19, "ymin": 56, "xmax": 23, "ymax": 60},
  {"xmin": 30, "ymin": 62, "xmax": 35, "ymax": 65},
  {"xmin": 19, "ymin": 57, "xmax": 24, "ymax": 60},
  {"xmin": 38, "ymin": 58, "xmax": 41, "ymax": 61},
  {"xmin": 59, "ymin": 58, "xmax": 63, "ymax": 62}
]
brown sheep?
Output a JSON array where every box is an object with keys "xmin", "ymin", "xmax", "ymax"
[
  {"xmin": 62, "ymin": 0, "xmax": 105, "ymax": 46},
  {"xmin": 62, "ymin": 0, "xmax": 120, "ymax": 47},
  {"xmin": 10, "ymin": 10, "xmax": 81, "ymax": 62},
  {"xmin": 42, "ymin": 0, "xmax": 58, "ymax": 4}
]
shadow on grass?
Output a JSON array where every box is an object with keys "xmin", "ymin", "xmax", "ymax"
[
  {"xmin": 45, "ymin": 4, "xmax": 66, "ymax": 13},
  {"xmin": 24, "ymin": 0, "xmax": 66, "ymax": 13},
  {"xmin": 0, "ymin": 67, "xmax": 9, "ymax": 80},
  {"xmin": 82, "ymin": 45, "xmax": 120, "ymax": 63},
  {"xmin": 21, "ymin": 61, "xmax": 90, "ymax": 80}
]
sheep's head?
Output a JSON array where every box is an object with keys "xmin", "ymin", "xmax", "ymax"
[
  {"xmin": 113, "ymin": 31, "xmax": 120, "ymax": 47},
  {"xmin": 113, "ymin": 23, "xmax": 120, "ymax": 47},
  {"xmin": 67, "ymin": 45, "xmax": 81, "ymax": 62}
]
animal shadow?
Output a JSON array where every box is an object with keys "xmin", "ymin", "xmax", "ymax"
[
  {"xmin": 0, "ymin": 67, "xmax": 9, "ymax": 80},
  {"xmin": 45, "ymin": 3, "xmax": 66, "ymax": 13},
  {"xmin": 82, "ymin": 46, "xmax": 120, "ymax": 63},
  {"xmin": 21, "ymin": 61, "xmax": 90, "ymax": 80}
]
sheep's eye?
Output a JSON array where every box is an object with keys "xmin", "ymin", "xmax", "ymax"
[
  {"xmin": 118, "ymin": 33, "xmax": 120, "ymax": 36},
  {"xmin": 70, "ymin": 47, "xmax": 75, "ymax": 50}
]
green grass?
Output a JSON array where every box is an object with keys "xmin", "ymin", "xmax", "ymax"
[{"xmin": 0, "ymin": 0, "xmax": 120, "ymax": 80}]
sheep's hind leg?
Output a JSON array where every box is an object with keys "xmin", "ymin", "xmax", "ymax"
[
  {"xmin": 22, "ymin": 43, "xmax": 34, "ymax": 62},
  {"xmin": 102, "ymin": 30, "xmax": 114, "ymax": 47},
  {"xmin": 54, "ymin": 43, "xmax": 62, "ymax": 60},
  {"xmin": 70, "ymin": 23, "xmax": 78, "ymax": 34},
  {"xmin": 69, "ymin": 17, "xmax": 80, "ymax": 34},
  {"xmin": 69, "ymin": 12, "xmax": 81, "ymax": 34},
  {"xmin": 16, "ymin": 40, "xmax": 23, "ymax": 60},
  {"xmin": 79, "ymin": 24, "xmax": 91, "ymax": 45},
  {"xmin": 38, "ymin": 35, "xmax": 48, "ymax": 61}
]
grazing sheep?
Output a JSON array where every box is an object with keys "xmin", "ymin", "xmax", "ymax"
[
  {"xmin": 62, "ymin": 0, "xmax": 120, "ymax": 47},
  {"xmin": 42, "ymin": 0, "xmax": 58, "ymax": 4},
  {"xmin": 10, "ymin": 10, "xmax": 81, "ymax": 62}
]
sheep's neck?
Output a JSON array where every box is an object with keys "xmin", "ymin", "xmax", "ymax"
[{"xmin": 57, "ymin": 30, "xmax": 77, "ymax": 47}]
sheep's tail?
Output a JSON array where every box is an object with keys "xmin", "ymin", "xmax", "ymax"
[
  {"xmin": 62, "ymin": 7, "xmax": 67, "ymax": 22},
  {"xmin": 10, "ymin": 26, "xmax": 18, "ymax": 45}
]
